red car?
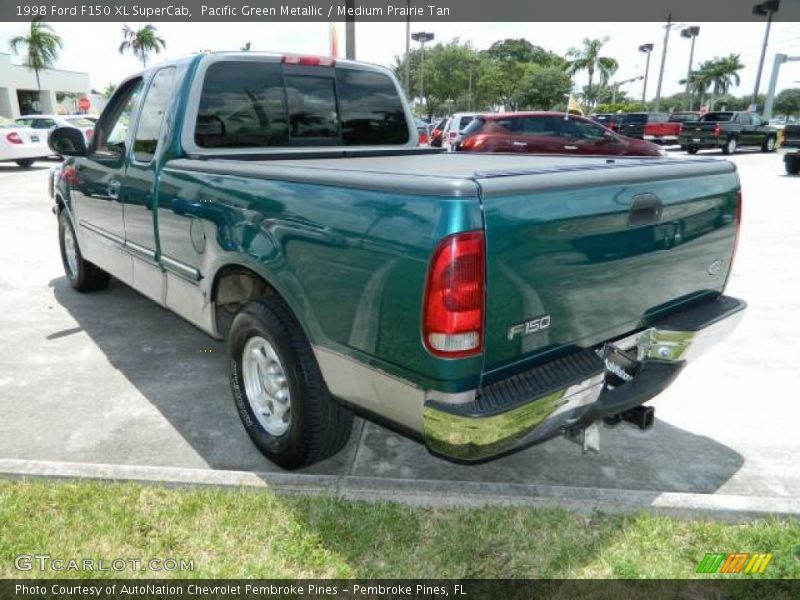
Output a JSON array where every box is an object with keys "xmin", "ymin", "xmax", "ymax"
[{"xmin": 456, "ymin": 112, "xmax": 666, "ymax": 157}]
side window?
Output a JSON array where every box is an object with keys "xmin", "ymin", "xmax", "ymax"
[
  {"xmin": 94, "ymin": 78, "xmax": 143, "ymax": 157},
  {"xmin": 738, "ymin": 113, "xmax": 752, "ymax": 125},
  {"xmin": 284, "ymin": 75, "xmax": 339, "ymax": 140},
  {"xmin": 134, "ymin": 67, "xmax": 177, "ymax": 163},
  {"xmin": 518, "ymin": 116, "xmax": 560, "ymax": 135},
  {"xmin": 565, "ymin": 119, "xmax": 607, "ymax": 140},
  {"xmin": 336, "ymin": 68, "xmax": 408, "ymax": 145},
  {"xmin": 195, "ymin": 61, "xmax": 288, "ymax": 148},
  {"xmin": 39, "ymin": 119, "xmax": 57, "ymax": 129}
]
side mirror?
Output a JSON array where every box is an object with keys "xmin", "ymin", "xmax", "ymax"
[{"xmin": 49, "ymin": 127, "xmax": 87, "ymax": 157}]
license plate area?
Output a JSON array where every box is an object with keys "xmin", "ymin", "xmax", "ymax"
[
  {"xmin": 599, "ymin": 342, "xmax": 641, "ymax": 389},
  {"xmin": 692, "ymin": 138, "xmax": 701, "ymax": 142},
  {"xmin": 30, "ymin": 136, "xmax": 39, "ymax": 142}
]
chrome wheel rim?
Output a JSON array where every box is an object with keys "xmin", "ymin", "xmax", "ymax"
[
  {"xmin": 242, "ymin": 336, "xmax": 291, "ymax": 436},
  {"xmin": 728, "ymin": 139, "xmax": 737, "ymax": 153},
  {"xmin": 767, "ymin": 138, "xmax": 775, "ymax": 151},
  {"xmin": 63, "ymin": 223, "xmax": 78, "ymax": 278}
]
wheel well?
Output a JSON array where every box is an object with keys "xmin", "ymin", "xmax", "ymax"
[{"xmin": 212, "ymin": 265, "xmax": 274, "ymax": 338}]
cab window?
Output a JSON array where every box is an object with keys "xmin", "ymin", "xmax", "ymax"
[{"xmin": 93, "ymin": 78, "xmax": 143, "ymax": 158}]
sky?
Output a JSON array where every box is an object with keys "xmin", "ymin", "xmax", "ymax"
[{"xmin": 1, "ymin": 20, "xmax": 799, "ymax": 101}]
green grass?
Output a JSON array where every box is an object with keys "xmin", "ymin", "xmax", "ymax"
[{"xmin": 0, "ymin": 480, "xmax": 797, "ymax": 579}]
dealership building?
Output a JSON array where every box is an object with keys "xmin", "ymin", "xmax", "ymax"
[{"xmin": 0, "ymin": 52, "xmax": 93, "ymax": 118}]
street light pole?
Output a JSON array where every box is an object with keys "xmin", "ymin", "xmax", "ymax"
[
  {"xmin": 639, "ymin": 43, "xmax": 654, "ymax": 104},
  {"xmin": 654, "ymin": 13, "xmax": 674, "ymax": 111},
  {"xmin": 345, "ymin": 0, "xmax": 355, "ymax": 59},
  {"xmin": 752, "ymin": 0, "xmax": 780, "ymax": 109},
  {"xmin": 681, "ymin": 26, "xmax": 700, "ymax": 110},
  {"xmin": 411, "ymin": 31, "xmax": 434, "ymax": 115},
  {"xmin": 611, "ymin": 76, "xmax": 644, "ymax": 104}
]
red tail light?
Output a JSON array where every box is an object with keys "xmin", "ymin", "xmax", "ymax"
[
  {"xmin": 449, "ymin": 131, "xmax": 457, "ymax": 139},
  {"xmin": 713, "ymin": 125, "xmax": 721, "ymax": 136},
  {"xmin": 85, "ymin": 129, "xmax": 93, "ymax": 138},
  {"xmin": 423, "ymin": 231, "xmax": 485, "ymax": 358},
  {"xmin": 6, "ymin": 132, "xmax": 23, "ymax": 145},
  {"xmin": 418, "ymin": 133, "xmax": 429, "ymax": 145},
  {"xmin": 282, "ymin": 55, "xmax": 335, "ymax": 67},
  {"xmin": 459, "ymin": 136, "xmax": 485, "ymax": 151}
]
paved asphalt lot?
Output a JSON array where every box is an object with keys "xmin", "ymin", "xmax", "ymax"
[{"xmin": 0, "ymin": 150, "xmax": 798, "ymax": 506}]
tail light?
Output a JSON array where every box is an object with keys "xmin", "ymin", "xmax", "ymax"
[
  {"xmin": 85, "ymin": 129, "xmax": 93, "ymax": 138},
  {"xmin": 459, "ymin": 136, "xmax": 485, "ymax": 151},
  {"xmin": 423, "ymin": 231, "xmax": 485, "ymax": 358},
  {"xmin": 282, "ymin": 55, "xmax": 335, "ymax": 67},
  {"xmin": 6, "ymin": 132, "xmax": 23, "ymax": 145},
  {"xmin": 418, "ymin": 133, "xmax": 429, "ymax": 145},
  {"xmin": 449, "ymin": 131, "xmax": 457, "ymax": 139},
  {"xmin": 725, "ymin": 190, "xmax": 742, "ymax": 289},
  {"xmin": 713, "ymin": 125, "xmax": 721, "ymax": 137}
]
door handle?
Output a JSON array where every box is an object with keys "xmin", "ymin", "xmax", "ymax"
[
  {"xmin": 107, "ymin": 181, "xmax": 121, "ymax": 200},
  {"xmin": 512, "ymin": 141, "xmax": 527, "ymax": 146},
  {"xmin": 564, "ymin": 145, "xmax": 578, "ymax": 150},
  {"xmin": 628, "ymin": 193, "xmax": 663, "ymax": 227}
]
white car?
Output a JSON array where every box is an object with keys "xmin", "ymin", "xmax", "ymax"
[
  {"xmin": 0, "ymin": 117, "xmax": 50, "ymax": 168},
  {"xmin": 15, "ymin": 114, "xmax": 95, "ymax": 145},
  {"xmin": 443, "ymin": 112, "xmax": 479, "ymax": 151}
]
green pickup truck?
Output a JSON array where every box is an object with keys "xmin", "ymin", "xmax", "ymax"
[
  {"xmin": 49, "ymin": 52, "xmax": 746, "ymax": 468},
  {"xmin": 679, "ymin": 111, "xmax": 778, "ymax": 155}
]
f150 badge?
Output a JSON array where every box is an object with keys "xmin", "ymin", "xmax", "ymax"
[{"xmin": 508, "ymin": 315, "xmax": 551, "ymax": 340}]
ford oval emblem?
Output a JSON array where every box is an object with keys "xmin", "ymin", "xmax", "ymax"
[{"xmin": 707, "ymin": 259, "xmax": 722, "ymax": 276}]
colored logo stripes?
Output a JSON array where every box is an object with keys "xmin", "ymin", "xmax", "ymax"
[{"xmin": 696, "ymin": 552, "xmax": 772, "ymax": 574}]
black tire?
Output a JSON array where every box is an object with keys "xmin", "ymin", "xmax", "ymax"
[
  {"xmin": 687, "ymin": 146, "xmax": 699, "ymax": 155},
  {"xmin": 228, "ymin": 297, "xmax": 353, "ymax": 469},
  {"xmin": 761, "ymin": 136, "xmax": 776, "ymax": 153},
  {"xmin": 722, "ymin": 137, "xmax": 737, "ymax": 155},
  {"xmin": 786, "ymin": 154, "xmax": 800, "ymax": 175},
  {"xmin": 15, "ymin": 159, "xmax": 35, "ymax": 168},
  {"xmin": 58, "ymin": 210, "xmax": 111, "ymax": 292}
]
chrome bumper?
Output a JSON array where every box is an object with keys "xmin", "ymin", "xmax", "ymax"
[{"xmin": 423, "ymin": 295, "xmax": 746, "ymax": 461}]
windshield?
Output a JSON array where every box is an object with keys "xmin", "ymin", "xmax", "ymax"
[{"xmin": 700, "ymin": 112, "xmax": 734, "ymax": 122}]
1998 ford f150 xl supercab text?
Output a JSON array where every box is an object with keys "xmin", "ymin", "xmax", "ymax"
[{"xmin": 48, "ymin": 53, "xmax": 746, "ymax": 468}]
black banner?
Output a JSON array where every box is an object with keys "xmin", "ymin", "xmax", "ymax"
[
  {"xmin": 2, "ymin": 579, "xmax": 800, "ymax": 600},
  {"xmin": 3, "ymin": 0, "xmax": 800, "ymax": 22}
]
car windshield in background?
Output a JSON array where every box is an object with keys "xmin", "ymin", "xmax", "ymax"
[
  {"xmin": 195, "ymin": 61, "xmax": 408, "ymax": 148},
  {"xmin": 669, "ymin": 113, "xmax": 700, "ymax": 122},
  {"xmin": 460, "ymin": 117, "xmax": 486, "ymax": 136},
  {"xmin": 621, "ymin": 113, "xmax": 647, "ymax": 123},
  {"xmin": 456, "ymin": 116, "xmax": 474, "ymax": 131},
  {"xmin": 14, "ymin": 119, "xmax": 34, "ymax": 127},
  {"xmin": 66, "ymin": 117, "xmax": 95, "ymax": 127},
  {"xmin": 701, "ymin": 112, "xmax": 734, "ymax": 122}
]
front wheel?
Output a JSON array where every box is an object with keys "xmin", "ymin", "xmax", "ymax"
[
  {"xmin": 58, "ymin": 210, "xmax": 111, "ymax": 292},
  {"xmin": 761, "ymin": 136, "xmax": 776, "ymax": 152},
  {"xmin": 15, "ymin": 159, "xmax": 35, "ymax": 168},
  {"xmin": 228, "ymin": 297, "xmax": 353, "ymax": 469},
  {"xmin": 722, "ymin": 137, "xmax": 737, "ymax": 155},
  {"xmin": 686, "ymin": 146, "xmax": 699, "ymax": 155}
]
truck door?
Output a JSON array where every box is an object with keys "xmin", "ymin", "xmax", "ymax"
[
  {"xmin": 122, "ymin": 66, "xmax": 178, "ymax": 303},
  {"xmin": 737, "ymin": 112, "xmax": 754, "ymax": 146},
  {"xmin": 68, "ymin": 77, "xmax": 143, "ymax": 284}
]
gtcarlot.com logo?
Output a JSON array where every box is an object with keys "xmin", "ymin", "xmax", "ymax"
[
  {"xmin": 696, "ymin": 552, "xmax": 772, "ymax": 574},
  {"xmin": 15, "ymin": 554, "xmax": 194, "ymax": 573}
]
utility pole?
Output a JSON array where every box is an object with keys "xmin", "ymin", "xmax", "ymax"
[
  {"xmin": 681, "ymin": 26, "xmax": 700, "ymax": 110},
  {"xmin": 654, "ymin": 13, "xmax": 673, "ymax": 111},
  {"xmin": 345, "ymin": 0, "xmax": 355, "ymax": 59},
  {"xmin": 639, "ymin": 43, "xmax": 654, "ymax": 104},
  {"xmin": 404, "ymin": 0, "xmax": 410, "ymax": 98},
  {"xmin": 752, "ymin": 0, "xmax": 780, "ymax": 109},
  {"xmin": 411, "ymin": 31, "xmax": 434, "ymax": 115}
]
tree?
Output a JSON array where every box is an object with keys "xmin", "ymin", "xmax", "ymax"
[
  {"xmin": 565, "ymin": 37, "xmax": 618, "ymax": 108},
  {"xmin": 483, "ymin": 38, "xmax": 564, "ymax": 69},
  {"xmin": 518, "ymin": 66, "xmax": 572, "ymax": 110},
  {"xmin": 707, "ymin": 54, "xmax": 744, "ymax": 109},
  {"xmin": 100, "ymin": 83, "xmax": 116, "ymax": 100},
  {"xmin": 680, "ymin": 62, "xmax": 714, "ymax": 110},
  {"xmin": 9, "ymin": 19, "xmax": 63, "ymax": 90},
  {"xmin": 774, "ymin": 88, "xmax": 800, "ymax": 116},
  {"xmin": 118, "ymin": 24, "xmax": 166, "ymax": 68}
]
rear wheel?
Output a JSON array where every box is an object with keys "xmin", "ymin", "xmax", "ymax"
[
  {"xmin": 15, "ymin": 159, "xmax": 35, "ymax": 168},
  {"xmin": 722, "ymin": 137, "xmax": 737, "ymax": 155},
  {"xmin": 761, "ymin": 136, "xmax": 776, "ymax": 152},
  {"xmin": 58, "ymin": 210, "xmax": 111, "ymax": 292},
  {"xmin": 228, "ymin": 297, "xmax": 353, "ymax": 469},
  {"xmin": 686, "ymin": 146, "xmax": 699, "ymax": 155},
  {"xmin": 786, "ymin": 153, "xmax": 800, "ymax": 175}
]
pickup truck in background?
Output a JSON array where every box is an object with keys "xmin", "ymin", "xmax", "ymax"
[
  {"xmin": 679, "ymin": 111, "xmax": 778, "ymax": 155},
  {"xmin": 48, "ymin": 52, "xmax": 746, "ymax": 469}
]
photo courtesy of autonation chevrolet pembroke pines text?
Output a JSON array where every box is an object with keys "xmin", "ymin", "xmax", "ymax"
[{"xmin": 0, "ymin": 0, "xmax": 799, "ymax": 598}]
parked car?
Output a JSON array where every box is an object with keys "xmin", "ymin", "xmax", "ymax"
[
  {"xmin": 443, "ymin": 112, "xmax": 478, "ymax": 150},
  {"xmin": 0, "ymin": 117, "xmax": 49, "ymax": 167},
  {"xmin": 679, "ymin": 111, "xmax": 777, "ymax": 155},
  {"xmin": 455, "ymin": 112, "xmax": 665, "ymax": 157},
  {"xmin": 591, "ymin": 113, "xmax": 622, "ymax": 132},
  {"xmin": 417, "ymin": 125, "xmax": 430, "ymax": 146},
  {"xmin": 49, "ymin": 52, "xmax": 744, "ymax": 468},
  {"xmin": 617, "ymin": 112, "xmax": 670, "ymax": 140},
  {"xmin": 429, "ymin": 117, "xmax": 448, "ymax": 148},
  {"xmin": 15, "ymin": 114, "xmax": 95, "ymax": 144},
  {"xmin": 785, "ymin": 150, "xmax": 800, "ymax": 175}
]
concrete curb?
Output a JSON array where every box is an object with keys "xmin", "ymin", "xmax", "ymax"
[{"xmin": 1, "ymin": 459, "xmax": 798, "ymax": 522}]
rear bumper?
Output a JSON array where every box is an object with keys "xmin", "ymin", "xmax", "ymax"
[{"xmin": 423, "ymin": 295, "xmax": 746, "ymax": 461}]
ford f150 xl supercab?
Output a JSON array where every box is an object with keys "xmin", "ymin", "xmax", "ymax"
[{"xmin": 48, "ymin": 52, "xmax": 746, "ymax": 469}]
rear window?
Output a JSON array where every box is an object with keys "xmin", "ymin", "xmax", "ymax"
[
  {"xmin": 195, "ymin": 61, "xmax": 408, "ymax": 148},
  {"xmin": 66, "ymin": 117, "xmax": 95, "ymax": 127},
  {"xmin": 455, "ymin": 115, "xmax": 474, "ymax": 131},
  {"xmin": 700, "ymin": 112, "xmax": 734, "ymax": 122},
  {"xmin": 461, "ymin": 117, "xmax": 486, "ymax": 136},
  {"xmin": 621, "ymin": 113, "xmax": 647, "ymax": 123},
  {"xmin": 668, "ymin": 113, "xmax": 699, "ymax": 123}
]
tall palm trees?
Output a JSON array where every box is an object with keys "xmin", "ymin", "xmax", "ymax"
[
  {"xmin": 9, "ymin": 19, "xmax": 63, "ymax": 90},
  {"xmin": 118, "ymin": 24, "xmax": 166, "ymax": 68},
  {"xmin": 681, "ymin": 55, "xmax": 745, "ymax": 110},
  {"xmin": 565, "ymin": 37, "xmax": 619, "ymax": 108}
]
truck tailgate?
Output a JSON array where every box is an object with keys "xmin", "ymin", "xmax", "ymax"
[{"xmin": 476, "ymin": 158, "xmax": 740, "ymax": 381}]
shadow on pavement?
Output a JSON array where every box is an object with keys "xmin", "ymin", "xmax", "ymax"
[{"xmin": 50, "ymin": 274, "xmax": 744, "ymax": 494}]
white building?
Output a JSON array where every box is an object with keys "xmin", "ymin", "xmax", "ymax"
[{"xmin": 0, "ymin": 52, "xmax": 92, "ymax": 118}]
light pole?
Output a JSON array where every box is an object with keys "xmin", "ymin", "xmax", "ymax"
[
  {"xmin": 639, "ymin": 43, "xmax": 654, "ymax": 104},
  {"xmin": 752, "ymin": 0, "xmax": 780, "ymax": 109},
  {"xmin": 654, "ymin": 13, "xmax": 675, "ymax": 111},
  {"xmin": 411, "ymin": 31, "xmax": 434, "ymax": 113},
  {"xmin": 763, "ymin": 53, "xmax": 800, "ymax": 119},
  {"xmin": 345, "ymin": 0, "xmax": 355, "ymax": 59},
  {"xmin": 610, "ymin": 76, "xmax": 644, "ymax": 104},
  {"xmin": 681, "ymin": 26, "xmax": 700, "ymax": 110}
]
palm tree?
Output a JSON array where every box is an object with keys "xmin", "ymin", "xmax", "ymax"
[
  {"xmin": 118, "ymin": 24, "xmax": 166, "ymax": 68},
  {"xmin": 680, "ymin": 63, "xmax": 714, "ymax": 110},
  {"xmin": 707, "ymin": 54, "xmax": 744, "ymax": 109},
  {"xmin": 9, "ymin": 19, "xmax": 63, "ymax": 90},
  {"xmin": 565, "ymin": 37, "xmax": 618, "ymax": 108}
]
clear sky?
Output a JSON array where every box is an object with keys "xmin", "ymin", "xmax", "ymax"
[{"xmin": 1, "ymin": 21, "xmax": 799, "ymax": 99}]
